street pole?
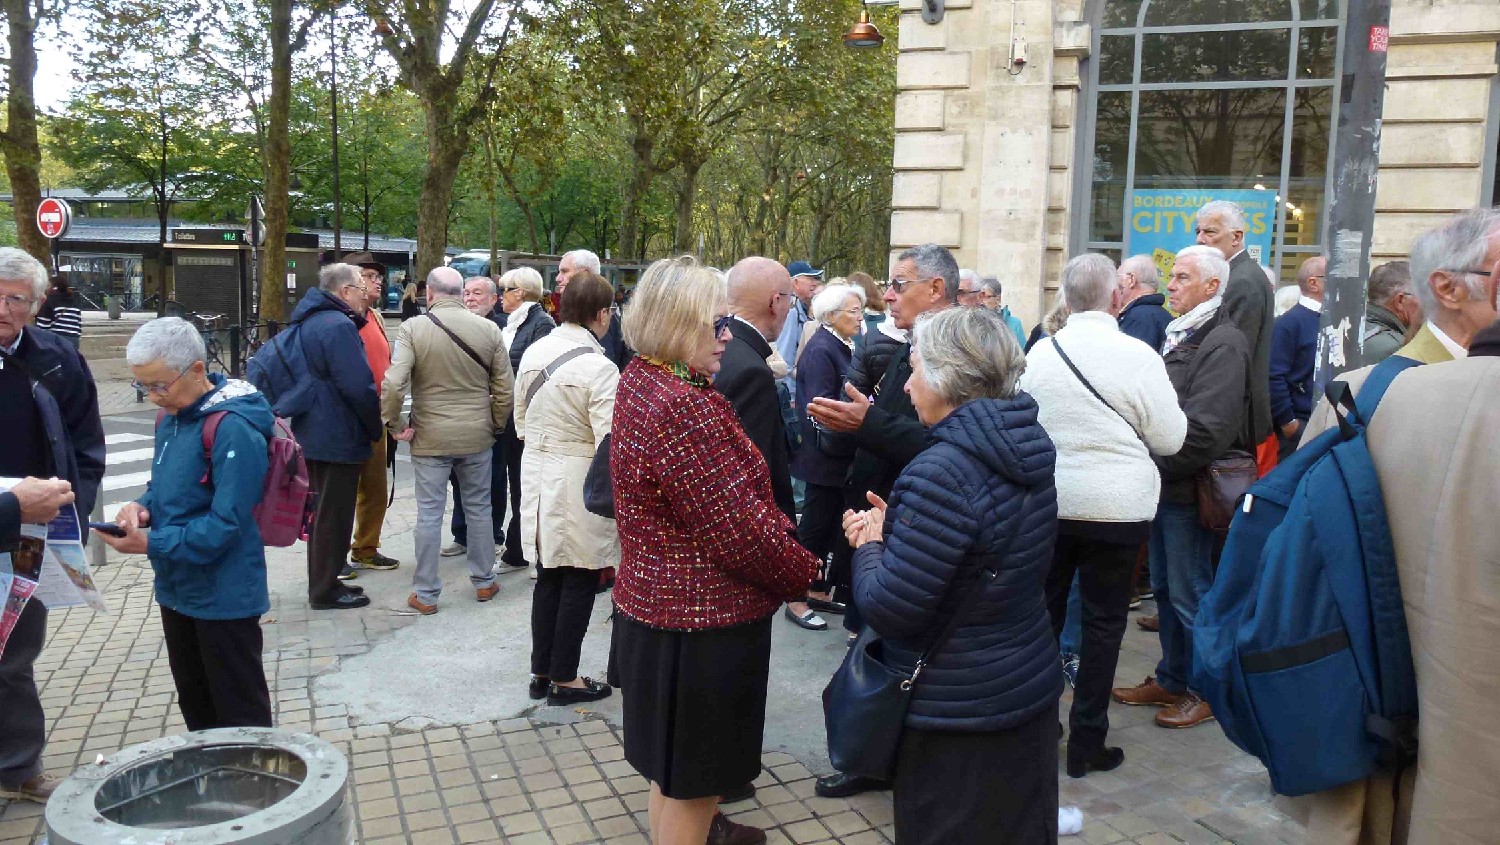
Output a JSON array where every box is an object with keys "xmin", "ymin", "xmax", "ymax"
[
  {"xmin": 329, "ymin": 14, "xmax": 342, "ymax": 262},
  {"xmin": 1314, "ymin": 0, "xmax": 1393, "ymax": 390}
]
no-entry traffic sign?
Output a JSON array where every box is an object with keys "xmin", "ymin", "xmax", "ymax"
[{"xmin": 36, "ymin": 197, "xmax": 71, "ymax": 240}]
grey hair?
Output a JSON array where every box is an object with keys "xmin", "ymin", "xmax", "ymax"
[
  {"xmin": 979, "ymin": 276, "xmax": 1003, "ymax": 298},
  {"xmin": 958, "ymin": 269, "xmax": 978, "ymax": 284},
  {"xmin": 0, "ymin": 248, "xmax": 48, "ymax": 313},
  {"xmin": 463, "ymin": 275, "xmax": 496, "ymax": 296},
  {"xmin": 126, "ymin": 317, "xmax": 205, "ymax": 372},
  {"xmin": 911, "ymin": 306, "xmax": 1024, "ymax": 405},
  {"xmin": 1043, "ymin": 293, "xmax": 1071, "ymax": 336},
  {"xmin": 898, "ymin": 243, "xmax": 960, "ymax": 305},
  {"xmin": 1175, "ymin": 245, "xmax": 1232, "ymax": 292},
  {"xmin": 319, "ymin": 262, "xmax": 360, "ymax": 292},
  {"xmin": 1061, "ymin": 253, "xmax": 1118, "ymax": 313},
  {"xmin": 1367, "ymin": 260, "xmax": 1412, "ymax": 307},
  {"xmin": 563, "ymin": 249, "xmax": 601, "ymax": 274},
  {"xmin": 811, "ymin": 283, "xmax": 865, "ymax": 323},
  {"xmin": 1119, "ymin": 255, "xmax": 1159, "ymax": 293},
  {"xmin": 1197, "ymin": 200, "xmax": 1247, "ymax": 233},
  {"xmin": 1407, "ymin": 208, "xmax": 1500, "ymax": 317}
]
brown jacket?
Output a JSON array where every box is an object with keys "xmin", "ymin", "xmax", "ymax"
[
  {"xmin": 1288, "ymin": 354, "xmax": 1500, "ymax": 844},
  {"xmin": 380, "ymin": 298, "xmax": 514, "ymax": 457}
]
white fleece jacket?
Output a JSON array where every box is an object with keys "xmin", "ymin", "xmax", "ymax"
[{"xmin": 1018, "ymin": 311, "xmax": 1187, "ymax": 523}]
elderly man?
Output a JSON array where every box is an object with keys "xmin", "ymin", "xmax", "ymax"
[
  {"xmin": 446, "ymin": 276, "xmax": 510, "ymax": 564},
  {"xmin": 719, "ymin": 258, "xmax": 797, "ymax": 520},
  {"xmin": 961, "ymin": 270, "xmax": 1026, "ymax": 347},
  {"xmin": 344, "ymin": 253, "xmax": 400, "ymax": 579},
  {"xmin": 806, "ymin": 242, "xmax": 958, "ymax": 799},
  {"xmin": 1195, "ymin": 200, "xmax": 1275, "ymax": 442},
  {"xmin": 254, "ymin": 263, "xmax": 381, "ymax": 610},
  {"xmin": 1113, "ymin": 245, "xmax": 1251, "ymax": 731},
  {"xmin": 1303, "ymin": 208, "xmax": 1500, "ymax": 441},
  {"xmin": 1362, "ymin": 261, "xmax": 1420, "ymax": 363},
  {"xmin": 557, "ymin": 248, "xmax": 629, "ymax": 371},
  {"xmin": 1116, "ymin": 255, "xmax": 1172, "ymax": 351},
  {"xmin": 774, "ymin": 260, "xmax": 823, "ymax": 379},
  {"xmin": 0, "ymin": 247, "xmax": 104, "ymax": 803},
  {"xmin": 383, "ymin": 267, "xmax": 514, "ymax": 615},
  {"xmin": 1267, "ymin": 256, "xmax": 1326, "ymax": 457}
]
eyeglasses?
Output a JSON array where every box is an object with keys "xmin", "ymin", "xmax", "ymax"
[
  {"xmin": 132, "ymin": 369, "xmax": 187, "ymax": 396},
  {"xmin": 499, "ymin": 284, "xmax": 519, "ymax": 293},
  {"xmin": 0, "ymin": 294, "xmax": 35, "ymax": 311},
  {"xmin": 1456, "ymin": 268, "xmax": 1493, "ymax": 277},
  {"xmin": 956, "ymin": 288, "xmax": 979, "ymax": 299},
  {"xmin": 713, "ymin": 315, "xmax": 734, "ymax": 337},
  {"xmin": 888, "ymin": 278, "xmax": 924, "ymax": 293}
]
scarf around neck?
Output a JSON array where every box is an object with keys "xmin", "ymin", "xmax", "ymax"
[{"xmin": 1162, "ymin": 295, "xmax": 1222, "ymax": 355}]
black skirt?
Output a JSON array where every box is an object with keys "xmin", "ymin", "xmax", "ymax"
[{"xmin": 615, "ymin": 613, "xmax": 772, "ymax": 800}]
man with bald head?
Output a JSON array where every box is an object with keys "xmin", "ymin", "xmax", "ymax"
[
  {"xmin": 717, "ymin": 257, "xmax": 797, "ymax": 520},
  {"xmin": 1268, "ymin": 256, "xmax": 1327, "ymax": 456}
]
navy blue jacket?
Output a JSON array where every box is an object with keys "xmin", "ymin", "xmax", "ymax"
[
  {"xmin": 138, "ymin": 375, "xmax": 274, "ymax": 620},
  {"xmin": 1, "ymin": 327, "xmax": 105, "ymax": 543},
  {"xmin": 1118, "ymin": 292, "xmax": 1172, "ymax": 353},
  {"xmin": 1269, "ymin": 301, "xmax": 1320, "ymax": 427},
  {"xmin": 853, "ymin": 396, "xmax": 1062, "ymax": 732},
  {"xmin": 506, "ymin": 304, "xmax": 555, "ymax": 373},
  {"xmin": 791, "ymin": 326, "xmax": 855, "ymax": 487},
  {"xmin": 252, "ymin": 288, "xmax": 381, "ymax": 464}
]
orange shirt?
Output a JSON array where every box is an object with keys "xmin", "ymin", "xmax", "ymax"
[{"xmin": 359, "ymin": 311, "xmax": 391, "ymax": 395}]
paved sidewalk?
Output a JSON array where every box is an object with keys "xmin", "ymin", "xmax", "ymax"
[{"xmin": 0, "ymin": 435, "xmax": 1305, "ymax": 844}]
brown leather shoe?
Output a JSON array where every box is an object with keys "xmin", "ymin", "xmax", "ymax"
[
  {"xmin": 0, "ymin": 773, "xmax": 61, "ymax": 804},
  {"xmin": 407, "ymin": 594, "xmax": 438, "ymax": 615},
  {"xmin": 476, "ymin": 583, "xmax": 500, "ymax": 602},
  {"xmin": 1137, "ymin": 614, "xmax": 1159, "ymax": 632},
  {"xmin": 1155, "ymin": 693, "xmax": 1214, "ymax": 729},
  {"xmin": 706, "ymin": 811, "xmax": 766, "ymax": 845},
  {"xmin": 1111, "ymin": 676, "xmax": 1183, "ymax": 708}
]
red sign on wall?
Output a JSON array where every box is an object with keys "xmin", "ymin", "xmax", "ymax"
[
  {"xmin": 36, "ymin": 197, "xmax": 71, "ymax": 240},
  {"xmin": 1369, "ymin": 26, "xmax": 1389, "ymax": 53}
]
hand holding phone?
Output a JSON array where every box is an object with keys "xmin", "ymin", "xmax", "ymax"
[{"xmin": 89, "ymin": 521, "xmax": 127, "ymax": 538}]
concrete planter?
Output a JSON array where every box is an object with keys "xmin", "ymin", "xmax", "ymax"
[{"xmin": 46, "ymin": 728, "xmax": 350, "ymax": 845}]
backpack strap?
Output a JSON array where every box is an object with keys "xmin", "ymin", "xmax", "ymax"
[
  {"xmin": 1351, "ymin": 355, "xmax": 1422, "ymax": 424},
  {"xmin": 198, "ymin": 411, "xmax": 228, "ymax": 485}
]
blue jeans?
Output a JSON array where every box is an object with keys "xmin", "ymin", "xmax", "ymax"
[
  {"xmin": 1151, "ymin": 500, "xmax": 1217, "ymax": 695},
  {"xmin": 1059, "ymin": 572, "xmax": 1082, "ymax": 655}
]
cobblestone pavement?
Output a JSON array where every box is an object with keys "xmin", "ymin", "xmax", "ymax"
[{"xmin": 0, "ymin": 411, "xmax": 1307, "ymax": 844}]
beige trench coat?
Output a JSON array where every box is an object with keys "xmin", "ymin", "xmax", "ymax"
[
  {"xmin": 513, "ymin": 323, "xmax": 619, "ymax": 571},
  {"xmin": 1285, "ymin": 355, "xmax": 1500, "ymax": 844}
]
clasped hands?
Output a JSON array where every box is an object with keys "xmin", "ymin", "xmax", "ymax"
[{"xmin": 842, "ymin": 491, "xmax": 888, "ymax": 548}]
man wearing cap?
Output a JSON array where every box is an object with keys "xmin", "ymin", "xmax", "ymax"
[
  {"xmin": 776, "ymin": 260, "xmax": 823, "ymax": 372},
  {"xmin": 344, "ymin": 253, "xmax": 401, "ymax": 578}
]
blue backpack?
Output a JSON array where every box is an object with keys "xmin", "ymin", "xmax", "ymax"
[{"xmin": 1192, "ymin": 354, "xmax": 1420, "ymax": 797}]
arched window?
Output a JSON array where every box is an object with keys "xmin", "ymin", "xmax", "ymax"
[{"xmin": 1077, "ymin": 0, "xmax": 1342, "ymax": 280}]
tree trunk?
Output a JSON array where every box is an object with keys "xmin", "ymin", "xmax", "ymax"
[
  {"xmin": 1, "ymin": 0, "xmax": 49, "ymax": 265},
  {"xmin": 672, "ymin": 157, "xmax": 703, "ymax": 255},
  {"xmin": 618, "ymin": 123, "xmax": 655, "ymax": 261},
  {"xmin": 414, "ymin": 101, "xmax": 466, "ymax": 278},
  {"xmin": 259, "ymin": 0, "xmax": 294, "ymax": 324},
  {"xmin": 482, "ymin": 123, "xmax": 499, "ymax": 271}
]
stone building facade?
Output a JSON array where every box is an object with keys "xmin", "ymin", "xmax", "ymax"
[{"xmin": 888, "ymin": 0, "xmax": 1500, "ymax": 329}]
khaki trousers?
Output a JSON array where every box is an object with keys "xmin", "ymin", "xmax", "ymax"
[{"xmin": 350, "ymin": 436, "xmax": 389, "ymax": 557}]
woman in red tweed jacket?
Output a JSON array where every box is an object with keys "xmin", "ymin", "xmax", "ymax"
[{"xmin": 611, "ymin": 256, "xmax": 818, "ymax": 845}]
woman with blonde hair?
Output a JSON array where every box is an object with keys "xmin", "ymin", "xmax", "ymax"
[{"xmin": 612, "ymin": 256, "xmax": 818, "ymax": 845}]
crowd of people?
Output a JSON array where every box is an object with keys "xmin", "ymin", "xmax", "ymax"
[{"xmin": 0, "ymin": 198, "xmax": 1496, "ymax": 845}]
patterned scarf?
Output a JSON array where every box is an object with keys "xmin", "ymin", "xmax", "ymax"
[
  {"xmin": 1162, "ymin": 295, "xmax": 1222, "ymax": 355},
  {"xmin": 641, "ymin": 355, "xmax": 712, "ymax": 388}
]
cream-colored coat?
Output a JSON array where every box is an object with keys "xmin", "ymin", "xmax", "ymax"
[
  {"xmin": 1301, "ymin": 324, "xmax": 1454, "ymax": 442},
  {"xmin": 380, "ymin": 299, "xmax": 514, "ymax": 457},
  {"xmin": 1286, "ymin": 355, "xmax": 1500, "ymax": 845},
  {"xmin": 514, "ymin": 324, "xmax": 619, "ymax": 571}
]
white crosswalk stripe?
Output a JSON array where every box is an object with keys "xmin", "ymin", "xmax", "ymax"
[{"xmin": 105, "ymin": 432, "xmax": 154, "ymax": 446}]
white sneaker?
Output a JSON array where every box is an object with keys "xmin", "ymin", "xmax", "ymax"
[{"xmin": 441, "ymin": 542, "xmax": 466, "ymax": 557}]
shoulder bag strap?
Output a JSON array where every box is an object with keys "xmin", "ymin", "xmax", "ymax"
[
  {"xmin": 522, "ymin": 346, "xmax": 597, "ymax": 407},
  {"xmin": 1051, "ymin": 337, "xmax": 1147, "ymax": 446},
  {"xmin": 425, "ymin": 311, "xmax": 493, "ymax": 382}
]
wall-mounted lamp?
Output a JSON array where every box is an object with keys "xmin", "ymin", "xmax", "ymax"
[{"xmin": 844, "ymin": 0, "xmax": 944, "ymax": 49}]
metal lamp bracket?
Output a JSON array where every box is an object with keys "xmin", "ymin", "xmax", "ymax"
[{"xmin": 922, "ymin": 0, "xmax": 944, "ymax": 24}]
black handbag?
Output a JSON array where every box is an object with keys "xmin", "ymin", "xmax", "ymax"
[
  {"xmin": 822, "ymin": 554, "xmax": 1001, "ymax": 780},
  {"xmin": 583, "ymin": 433, "xmax": 613, "ymax": 519}
]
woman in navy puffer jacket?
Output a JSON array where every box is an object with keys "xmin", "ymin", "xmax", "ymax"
[{"xmin": 845, "ymin": 307, "xmax": 1061, "ymax": 845}]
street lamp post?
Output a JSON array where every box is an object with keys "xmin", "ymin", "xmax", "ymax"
[{"xmin": 329, "ymin": 14, "xmax": 342, "ymax": 262}]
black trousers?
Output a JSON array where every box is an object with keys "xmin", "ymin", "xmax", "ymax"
[
  {"xmin": 0, "ymin": 600, "xmax": 46, "ymax": 788},
  {"xmin": 530, "ymin": 566, "xmax": 599, "ymax": 681},
  {"xmin": 159, "ymin": 605, "xmax": 273, "ymax": 732},
  {"xmin": 306, "ymin": 459, "xmax": 362, "ymax": 604},
  {"xmin": 893, "ymin": 709, "xmax": 1058, "ymax": 845},
  {"xmin": 499, "ymin": 421, "xmax": 527, "ymax": 567},
  {"xmin": 796, "ymin": 482, "xmax": 848, "ymax": 594},
  {"xmin": 1045, "ymin": 531, "xmax": 1138, "ymax": 756}
]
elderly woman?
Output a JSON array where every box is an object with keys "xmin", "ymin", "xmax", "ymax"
[
  {"xmin": 844, "ymin": 306, "xmax": 1061, "ymax": 844},
  {"xmin": 97, "ymin": 317, "xmax": 275, "ymax": 731},
  {"xmin": 1019, "ymin": 254, "xmax": 1186, "ymax": 777},
  {"xmin": 514, "ymin": 271, "xmax": 620, "ymax": 706},
  {"xmin": 1112, "ymin": 245, "xmax": 1251, "ymax": 730},
  {"xmin": 786, "ymin": 282, "xmax": 866, "ymax": 631},
  {"xmin": 612, "ymin": 256, "xmax": 818, "ymax": 845}
]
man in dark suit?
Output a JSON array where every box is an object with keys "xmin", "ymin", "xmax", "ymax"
[
  {"xmin": 805, "ymin": 242, "xmax": 959, "ymax": 799},
  {"xmin": 718, "ymin": 257, "xmax": 796, "ymax": 520},
  {"xmin": 1196, "ymin": 200, "xmax": 1275, "ymax": 442}
]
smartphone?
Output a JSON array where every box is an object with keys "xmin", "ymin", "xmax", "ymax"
[{"xmin": 88, "ymin": 521, "xmax": 127, "ymax": 538}]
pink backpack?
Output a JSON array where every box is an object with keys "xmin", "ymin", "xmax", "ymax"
[{"xmin": 154, "ymin": 410, "xmax": 317, "ymax": 547}]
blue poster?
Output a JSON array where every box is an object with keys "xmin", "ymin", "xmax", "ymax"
[{"xmin": 1129, "ymin": 189, "xmax": 1277, "ymax": 279}]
